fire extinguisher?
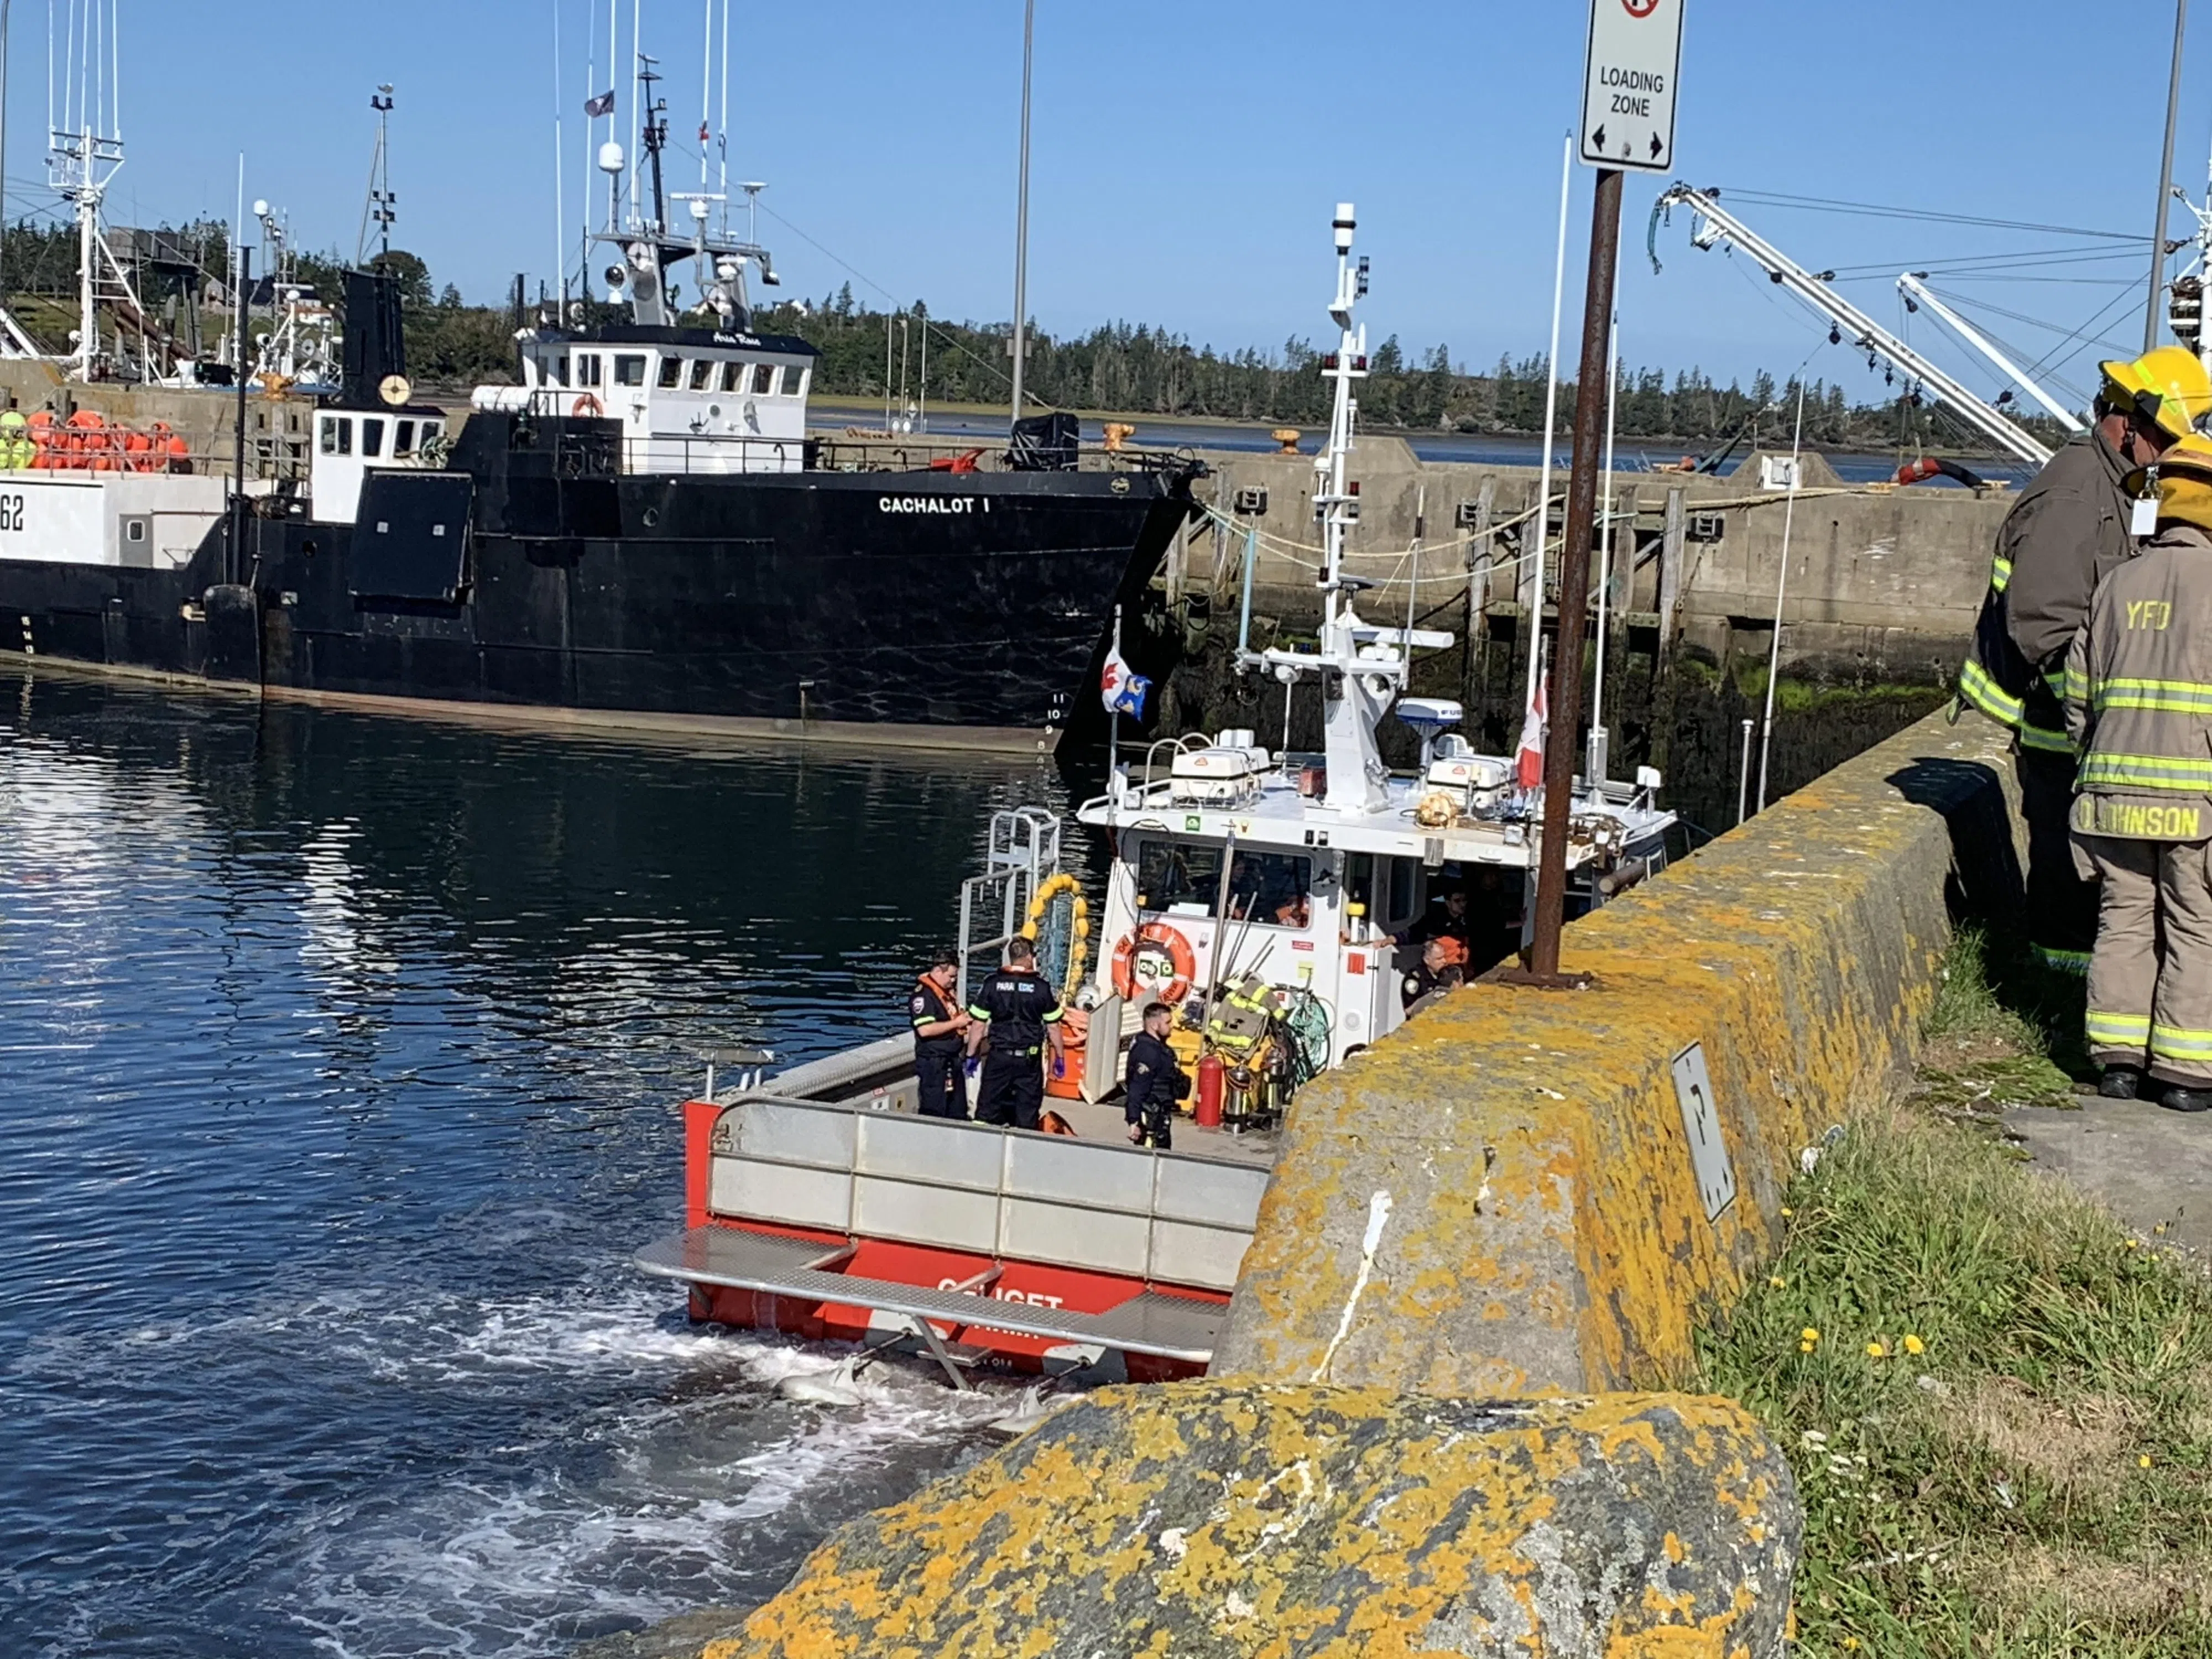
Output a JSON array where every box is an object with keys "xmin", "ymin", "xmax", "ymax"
[{"xmin": 1194, "ymin": 1052, "xmax": 1225, "ymax": 1129}]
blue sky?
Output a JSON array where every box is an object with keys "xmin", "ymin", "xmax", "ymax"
[{"xmin": 12, "ymin": 0, "xmax": 2205, "ymax": 401}]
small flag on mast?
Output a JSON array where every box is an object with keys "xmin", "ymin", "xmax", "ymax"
[
  {"xmin": 1515, "ymin": 647, "xmax": 1547, "ymax": 790},
  {"xmin": 1101, "ymin": 644, "xmax": 1151, "ymax": 720},
  {"xmin": 583, "ymin": 90, "xmax": 615, "ymax": 119},
  {"xmin": 698, "ymin": 121, "xmax": 711, "ymax": 145}
]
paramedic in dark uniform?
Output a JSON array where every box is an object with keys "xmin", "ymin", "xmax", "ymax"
[
  {"xmin": 909, "ymin": 948, "xmax": 971, "ymax": 1119},
  {"xmin": 963, "ymin": 935, "xmax": 1064, "ymax": 1130},
  {"xmin": 1124, "ymin": 1000, "xmax": 1189, "ymax": 1149}
]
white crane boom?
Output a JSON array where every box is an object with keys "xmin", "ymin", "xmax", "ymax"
[
  {"xmin": 1651, "ymin": 184, "xmax": 2053, "ymax": 469},
  {"xmin": 1895, "ymin": 274, "xmax": 2084, "ymax": 434}
]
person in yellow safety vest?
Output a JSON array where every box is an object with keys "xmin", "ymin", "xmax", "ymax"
[
  {"xmin": 1958, "ymin": 345, "xmax": 2212, "ymax": 975},
  {"xmin": 2064, "ymin": 432, "xmax": 2212, "ymax": 1110},
  {"xmin": 0, "ymin": 408, "xmax": 32, "ymax": 470}
]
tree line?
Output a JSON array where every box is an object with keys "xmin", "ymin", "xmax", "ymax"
[
  {"xmin": 0, "ymin": 221, "xmax": 2070, "ymax": 454},
  {"xmin": 765, "ymin": 286, "xmax": 2069, "ymax": 453}
]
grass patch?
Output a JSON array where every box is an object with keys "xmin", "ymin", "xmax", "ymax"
[{"xmin": 1700, "ymin": 930, "xmax": 2212, "ymax": 1656}]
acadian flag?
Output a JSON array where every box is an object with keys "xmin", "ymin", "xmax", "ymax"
[{"xmin": 1101, "ymin": 645, "xmax": 1150, "ymax": 719}]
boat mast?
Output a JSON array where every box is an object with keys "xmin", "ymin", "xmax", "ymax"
[
  {"xmin": 1317, "ymin": 204, "xmax": 1366, "ymax": 634},
  {"xmin": 357, "ymin": 85, "xmax": 395, "ymax": 264},
  {"xmin": 1008, "ymin": 0, "xmax": 1034, "ymax": 427},
  {"xmin": 1237, "ymin": 206, "xmax": 1450, "ymax": 815}
]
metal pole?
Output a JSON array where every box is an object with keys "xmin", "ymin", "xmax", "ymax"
[
  {"xmin": 1008, "ymin": 0, "xmax": 1034, "ymax": 426},
  {"xmin": 1527, "ymin": 165, "xmax": 1623, "ymax": 982},
  {"xmin": 0, "ymin": 0, "xmax": 12, "ymax": 304},
  {"xmin": 231, "ymin": 244, "xmax": 250, "ymax": 587},
  {"xmin": 1736, "ymin": 718, "xmax": 1754, "ymax": 826},
  {"xmin": 1527, "ymin": 132, "xmax": 1573, "ymax": 718},
  {"xmin": 1589, "ymin": 276, "xmax": 1620, "ymax": 786},
  {"xmin": 1756, "ymin": 382, "xmax": 1807, "ymax": 814},
  {"xmin": 2147, "ymin": 0, "xmax": 2189, "ymax": 352}
]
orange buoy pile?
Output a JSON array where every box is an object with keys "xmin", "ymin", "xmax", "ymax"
[{"xmin": 1, "ymin": 409, "xmax": 193, "ymax": 472}]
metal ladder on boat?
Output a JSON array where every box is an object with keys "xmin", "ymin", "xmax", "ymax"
[{"xmin": 954, "ymin": 807, "xmax": 1061, "ymax": 1003}]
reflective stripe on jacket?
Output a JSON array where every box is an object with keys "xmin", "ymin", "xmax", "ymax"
[
  {"xmin": 2065, "ymin": 520, "xmax": 2212, "ymax": 842},
  {"xmin": 1960, "ymin": 429, "xmax": 2136, "ymax": 751}
]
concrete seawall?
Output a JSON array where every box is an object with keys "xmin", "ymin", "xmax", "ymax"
[
  {"xmin": 1171, "ymin": 437, "xmax": 2012, "ymax": 687},
  {"xmin": 1214, "ymin": 705, "xmax": 2022, "ymax": 1395}
]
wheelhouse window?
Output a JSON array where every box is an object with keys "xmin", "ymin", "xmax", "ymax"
[
  {"xmin": 550, "ymin": 354, "xmax": 571, "ymax": 387},
  {"xmin": 687, "ymin": 358, "xmax": 713, "ymax": 391},
  {"xmin": 319, "ymin": 415, "xmax": 352, "ymax": 456},
  {"xmin": 394, "ymin": 419, "xmax": 417, "ymax": 458},
  {"xmin": 782, "ymin": 364, "xmax": 807, "ymax": 397},
  {"xmin": 750, "ymin": 362, "xmax": 774, "ymax": 395},
  {"xmin": 361, "ymin": 418, "xmax": 384, "ymax": 458},
  {"xmin": 613, "ymin": 354, "xmax": 646, "ymax": 386},
  {"xmin": 1134, "ymin": 841, "xmax": 1312, "ymax": 928},
  {"xmin": 576, "ymin": 353, "xmax": 603, "ymax": 387},
  {"xmin": 719, "ymin": 359, "xmax": 745, "ymax": 393},
  {"xmin": 658, "ymin": 355, "xmax": 684, "ymax": 389}
]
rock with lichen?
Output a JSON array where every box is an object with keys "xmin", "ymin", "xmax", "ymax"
[{"xmin": 709, "ymin": 1381, "xmax": 1798, "ymax": 1658}]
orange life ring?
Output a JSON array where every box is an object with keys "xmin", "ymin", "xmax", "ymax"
[
  {"xmin": 1110, "ymin": 921, "xmax": 1197, "ymax": 1005},
  {"xmin": 571, "ymin": 393, "xmax": 604, "ymax": 418}
]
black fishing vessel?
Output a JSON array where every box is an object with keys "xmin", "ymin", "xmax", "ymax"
[{"xmin": 0, "ymin": 74, "xmax": 1201, "ymax": 752}]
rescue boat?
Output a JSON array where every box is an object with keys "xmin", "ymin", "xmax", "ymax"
[{"xmin": 634, "ymin": 205, "xmax": 1676, "ymax": 1386}]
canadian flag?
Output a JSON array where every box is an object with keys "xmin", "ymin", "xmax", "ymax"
[{"xmin": 1515, "ymin": 649, "xmax": 1547, "ymax": 789}]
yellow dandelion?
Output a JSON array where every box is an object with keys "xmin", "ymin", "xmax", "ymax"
[
  {"xmin": 1843, "ymin": 1639, "xmax": 1861, "ymax": 1652},
  {"xmin": 1866, "ymin": 1340, "xmax": 1888, "ymax": 1359},
  {"xmin": 2127, "ymin": 1239, "xmax": 2142, "ymax": 1251},
  {"xmin": 1799, "ymin": 1339, "xmax": 1815, "ymax": 1354},
  {"xmin": 1781, "ymin": 1206, "xmax": 1795, "ymax": 1218},
  {"xmin": 2140, "ymin": 1454, "xmax": 2154, "ymax": 1469},
  {"xmin": 1801, "ymin": 1327, "xmax": 1820, "ymax": 1343},
  {"xmin": 1769, "ymin": 1275, "xmax": 1787, "ymax": 1290},
  {"xmin": 1903, "ymin": 1334, "xmax": 1926, "ymax": 1356}
]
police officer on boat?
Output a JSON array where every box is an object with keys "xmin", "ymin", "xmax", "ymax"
[
  {"xmin": 963, "ymin": 935, "xmax": 1065, "ymax": 1130},
  {"xmin": 1124, "ymin": 999, "xmax": 1189, "ymax": 1149},
  {"xmin": 909, "ymin": 947, "xmax": 972, "ymax": 1119}
]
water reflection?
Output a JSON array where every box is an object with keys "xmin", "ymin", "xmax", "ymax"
[{"xmin": 0, "ymin": 668, "xmax": 1061, "ymax": 1658}]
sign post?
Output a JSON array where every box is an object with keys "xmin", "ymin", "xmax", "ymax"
[{"xmin": 1524, "ymin": 0, "xmax": 1684, "ymax": 982}]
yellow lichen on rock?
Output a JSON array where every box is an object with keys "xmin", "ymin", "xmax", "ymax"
[{"xmin": 721, "ymin": 1383, "xmax": 1797, "ymax": 1659}]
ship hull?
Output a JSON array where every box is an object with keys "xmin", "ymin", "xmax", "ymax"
[{"xmin": 0, "ymin": 420, "xmax": 1197, "ymax": 749}]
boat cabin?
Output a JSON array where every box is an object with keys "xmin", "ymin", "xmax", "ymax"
[
  {"xmin": 308, "ymin": 405, "xmax": 450, "ymax": 524},
  {"xmin": 481, "ymin": 325, "xmax": 818, "ymax": 476}
]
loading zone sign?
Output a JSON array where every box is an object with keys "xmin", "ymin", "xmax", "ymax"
[{"xmin": 1580, "ymin": 0, "xmax": 1683, "ymax": 171}]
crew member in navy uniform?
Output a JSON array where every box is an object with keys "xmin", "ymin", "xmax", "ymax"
[
  {"xmin": 909, "ymin": 948, "xmax": 971, "ymax": 1119},
  {"xmin": 963, "ymin": 935, "xmax": 1065, "ymax": 1130},
  {"xmin": 1123, "ymin": 1000, "xmax": 1189, "ymax": 1149},
  {"xmin": 1401, "ymin": 936, "xmax": 1466, "ymax": 1013}
]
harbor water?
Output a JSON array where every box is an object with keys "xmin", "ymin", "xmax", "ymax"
[{"xmin": 0, "ymin": 670, "xmax": 1062, "ymax": 1657}]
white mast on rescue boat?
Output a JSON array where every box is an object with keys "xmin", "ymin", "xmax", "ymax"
[{"xmin": 1237, "ymin": 205, "xmax": 1452, "ymax": 814}]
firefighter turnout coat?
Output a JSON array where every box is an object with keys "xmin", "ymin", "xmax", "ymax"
[
  {"xmin": 2064, "ymin": 520, "xmax": 2212, "ymax": 839},
  {"xmin": 1965, "ymin": 428, "xmax": 2137, "ymax": 754}
]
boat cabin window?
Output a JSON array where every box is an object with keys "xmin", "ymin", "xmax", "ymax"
[
  {"xmin": 750, "ymin": 362, "xmax": 774, "ymax": 395},
  {"xmin": 577, "ymin": 353, "xmax": 603, "ymax": 387},
  {"xmin": 1134, "ymin": 839, "xmax": 1312, "ymax": 928},
  {"xmin": 1389, "ymin": 857, "xmax": 1417, "ymax": 927},
  {"xmin": 687, "ymin": 358, "xmax": 713, "ymax": 391},
  {"xmin": 550, "ymin": 354, "xmax": 570, "ymax": 388},
  {"xmin": 613, "ymin": 353, "xmax": 646, "ymax": 386},
  {"xmin": 394, "ymin": 419, "xmax": 416, "ymax": 458},
  {"xmin": 319, "ymin": 414, "xmax": 352, "ymax": 456},
  {"xmin": 361, "ymin": 417, "xmax": 384, "ymax": 458},
  {"xmin": 782, "ymin": 366, "xmax": 807, "ymax": 396},
  {"xmin": 718, "ymin": 359, "xmax": 745, "ymax": 393},
  {"xmin": 658, "ymin": 355, "xmax": 684, "ymax": 389}
]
